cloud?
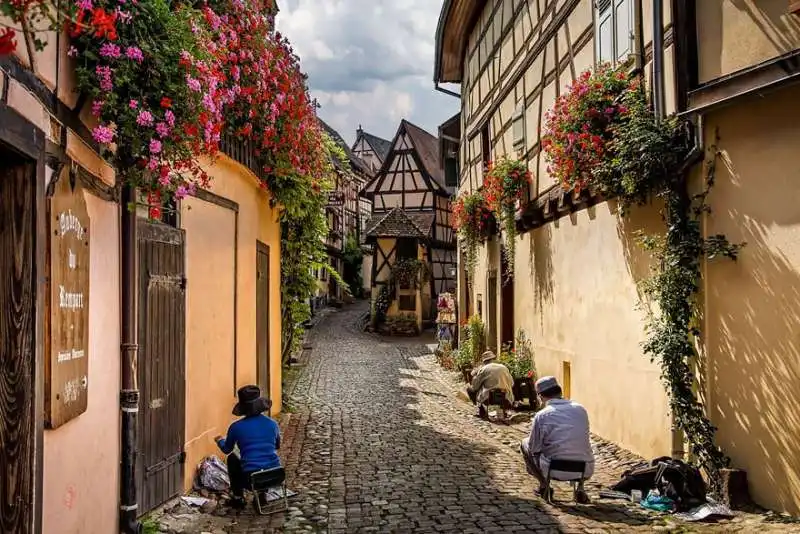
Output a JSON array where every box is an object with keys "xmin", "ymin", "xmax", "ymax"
[{"xmin": 277, "ymin": 0, "xmax": 459, "ymax": 145}]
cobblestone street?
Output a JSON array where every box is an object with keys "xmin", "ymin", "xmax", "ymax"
[{"xmin": 154, "ymin": 304, "xmax": 797, "ymax": 533}]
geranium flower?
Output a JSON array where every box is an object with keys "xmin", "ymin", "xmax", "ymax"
[
  {"xmin": 136, "ymin": 110, "xmax": 153, "ymax": 127},
  {"xmin": 91, "ymin": 8, "xmax": 118, "ymax": 41},
  {"xmin": 95, "ymin": 65, "xmax": 113, "ymax": 92},
  {"xmin": 0, "ymin": 29, "xmax": 17, "ymax": 56},
  {"xmin": 160, "ymin": 97, "xmax": 172, "ymax": 109},
  {"xmin": 129, "ymin": 99, "xmax": 138, "ymax": 109},
  {"xmin": 125, "ymin": 46, "xmax": 143, "ymax": 62},
  {"xmin": 100, "ymin": 43, "xmax": 121, "ymax": 59},
  {"xmin": 149, "ymin": 139, "xmax": 162, "ymax": 154},
  {"xmin": 67, "ymin": 46, "xmax": 79, "ymax": 58},
  {"xmin": 92, "ymin": 125, "xmax": 114, "ymax": 144}
]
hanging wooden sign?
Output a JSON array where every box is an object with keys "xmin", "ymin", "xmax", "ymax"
[{"xmin": 47, "ymin": 170, "xmax": 91, "ymax": 428}]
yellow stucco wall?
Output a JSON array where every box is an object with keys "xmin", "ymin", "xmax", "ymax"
[
  {"xmin": 181, "ymin": 155, "xmax": 281, "ymax": 490},
  {"xmin": 42, "ymin": 192, "xmax": 120, "ymax": 534},
  {"xmin": 696, "ymin": 0, "xmax": 800, "ymax": 84},
  {"xmin": 699, "ymin": 83, "xmax": 800, "ymax": 515}
]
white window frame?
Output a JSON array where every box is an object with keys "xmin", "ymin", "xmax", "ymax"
[{"xmin": 595, "ymin": 0, "xmax": 633, "ymax": 66}]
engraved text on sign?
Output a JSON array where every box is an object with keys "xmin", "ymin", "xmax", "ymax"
[{"xmin": 47, "ymin": 173, "xmax": 91, "ymax": 428}]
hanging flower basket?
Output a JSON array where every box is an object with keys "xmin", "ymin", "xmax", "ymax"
[
  {"xmin": 541, "ymin": 64, "xmax": 635, "ymax": 194},
  {"xmin": 482, "ymin": 157, "xmax": 532, "ymax": 278},
  {"xmin": 453, "ymin": 190, "xmax": 496, "ymax": 284}
]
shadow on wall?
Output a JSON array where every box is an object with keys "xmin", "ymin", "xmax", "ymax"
[
  {"xmin": 614, "ymin": 199, "xmax": 664, "ymax": 316},
  {"xmin": 700, "ymin": 0, "xmax": 800, "ymax": 82},
  {"xmin": 528, "ymin": 223, "xmax": 554, "ymax": 324},
  {"xmin": 702, "ymin": 129, "xmax": 800, "ymax": 514}
]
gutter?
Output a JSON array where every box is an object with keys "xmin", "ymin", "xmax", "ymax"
[
  {"xmin": 433, "ymin": 0, "xmax": 453, "ymax": 86},
  {"xmin": 435, "ymin": 82, "xmax": 461, "ymax": 99}
]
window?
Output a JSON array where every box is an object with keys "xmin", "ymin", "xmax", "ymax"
[
  {"xmin": 596, "ymin": 0, "xmax": 632, "ymax": 65},
  {"xmin": 396, "ymin": 238, "xmax": 417, "ymax": 261},
  {"xmin": 444, "ymin": 154, "xmax": 459, "ymax": 188},
  {"xmin": 480, "ymin": 125, "xmax": 491, "ymax": 169}
]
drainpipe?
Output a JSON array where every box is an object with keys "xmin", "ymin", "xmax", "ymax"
[
  {"xmin": 632, "ymin": 0, "xmax": 644, "ymax": 73},
  {"xmin": 120, "ymin": 184, "xmax": 141, "ymax": 534},
  {"xmin": 652, "ymin": 0, "xmax": 666, "ymax": 119}
]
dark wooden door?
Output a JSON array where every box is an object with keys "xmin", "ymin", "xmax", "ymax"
[
  {"xmin": 256, "ymin": 242, "xmax": 270, "ymax": 402},
  {"xmin": 137, "ymin": 220, "xmax": 186, "ymax": 514},
  {"xmin": 487, "ymin": 271, "xmax": 498, "ymax": 352},
  {"xmin": 0, "ymin": 151, "xmax": 36, "ymax": 534},
  {"xmin": 501, "ymin": 251, "xmax": 515, "ymax": 347}
]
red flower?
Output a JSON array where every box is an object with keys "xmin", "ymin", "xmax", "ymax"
[
  {"xmin": 91, "ymin": 8, "xmax": 118, "ymax": 41},
  {"xmin": 160, "ymin": 97, "xmax": 172, "ymax": 109},
  {"xmin": 527, "ymin": 370, "xmax": 534, "ymax": 379},
  {"xmin": 0, "ymin": 29, "xmax": 16, "ymax": 56}
]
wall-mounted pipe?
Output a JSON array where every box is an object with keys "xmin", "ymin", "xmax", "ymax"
[
  {"xmin": 653, "ymin": 0, "xmax": 666, "ymax": 119},
  {"xmin": 119, "ymin": 184, "xmax": 141, "ymax": 534}
]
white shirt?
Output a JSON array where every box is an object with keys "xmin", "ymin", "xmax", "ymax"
[{"xmin": 528, "ymin": 398, "xmax": 595, "ymax": 480}]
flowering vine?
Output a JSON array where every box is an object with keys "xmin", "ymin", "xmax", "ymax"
[
  {"xmin": 452, "ymin": 189, "xmax": 494, "ymax": 284},
  {"xmin": 482, "ymin": 156, "xmax": 531, "ymax": 278}
]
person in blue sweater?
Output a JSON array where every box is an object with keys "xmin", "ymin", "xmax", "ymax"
[{"xmin": 215, "ymin": 385, "xmax": 281, "ymax": 508}]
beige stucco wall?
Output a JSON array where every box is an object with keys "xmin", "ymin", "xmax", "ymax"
[
  {"xmin": 42, "ymin": 192, "xmax": 120, "ymax": 534},
  {"xmin": 181, "ymin": 155, "xmax": 281, "ymax": 490},
  {"xmin": 696, "ymin": 0, "xmax": 800, "ymax": 84},
  {"xmin": 699, "ymin": 83, "xmax": 800, "ymax": 515}
]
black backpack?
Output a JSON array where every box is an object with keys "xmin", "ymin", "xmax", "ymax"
[{"xmin": 610, "ymin": 457, "xmax": 707, "ymax": 511}]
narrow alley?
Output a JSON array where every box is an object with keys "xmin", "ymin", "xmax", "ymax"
[{"xmin": 152, "ymin": 304, "xmax": 793, "ymax": 534}]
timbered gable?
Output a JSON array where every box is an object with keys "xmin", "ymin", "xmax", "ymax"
[{"xmin": 352, "ymin": 128, "xmax": 392, "ymax": 173}]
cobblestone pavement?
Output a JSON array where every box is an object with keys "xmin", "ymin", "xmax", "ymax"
[{"xmin": 152, "ymin": 303, "xmax": 799, "ymax": 533}]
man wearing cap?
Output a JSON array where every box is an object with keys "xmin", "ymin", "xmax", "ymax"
[
  {"xmin": 466, "ymin": 351, "xmax": 515, "ymax": 419},
  {"xmin": 214, "ymin": 385, "xmax": 281, "ymax": 508},
  {"xmin": 520, "ymin": 376, "xmax": 594, "ymax": 503}
]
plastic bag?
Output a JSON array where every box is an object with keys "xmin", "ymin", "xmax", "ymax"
[{"xmin": 194, "ymin": 455, "xmax": 230, "ymax": 492}]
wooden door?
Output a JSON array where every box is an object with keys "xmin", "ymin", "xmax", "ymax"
[
  {"xmin": 137, "ymin": 220, "xmax": 186, "ymax": 514},
  {"xmin": 256, "ymin": 242, "xmax": 270, "ymax": 402},
  {"xmin": 487, "ymin": 271, "xmax": 498, "ymax": 352},
  {"xmin": 501, "ymin": 250, "xmax": 515, "ymax": 347},
  {"xmin": 0, "ymin": 150, "xmax": 36, "ymax": 534}
]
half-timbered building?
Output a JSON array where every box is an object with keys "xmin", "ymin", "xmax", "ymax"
[
  {"xmin": 435, "ymin": 0, "xmax": 800, "ymax": 515},
  {"xmin": 361, "ymin": 120, "xmax": 457, "ymax": 329},
  {"xmin": 316, "ymin": 120, "xmax": 372, "ymax": 305}
]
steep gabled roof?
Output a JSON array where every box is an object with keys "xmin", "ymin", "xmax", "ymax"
[
  {"xmin": 319, "ymin": 118, "xmax": 371, "ymax": 176},
  {"xmin": 402, "ymin": 120, "xmax": 450, "ymax": 194},
  {"xmin": 356, "ymin": 130, "xmax": 392, "ymax": 163},
  {"xmin": 364, "ymin": 207, "xmax": 435, "ymax": 239},
  {"xmin": 360, "ymin": 120, "xmax": 450, "ymax": 198}
]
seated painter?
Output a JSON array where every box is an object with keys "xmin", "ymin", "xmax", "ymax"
[
  {"xmin": 215, "ymin": 385, "xmax": 281, "ymax": 508},
  {"xmin": 466, "ymin": 351, "xmax": 514, "ymax": 419},
  {"xmin": 519, "ymin": 376, "xmax": 594, "ymax": 503}
]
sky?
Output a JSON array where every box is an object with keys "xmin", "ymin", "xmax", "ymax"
[{"xmin": 276, "ymin": 0, "xmax": 460, "ymax": 146}]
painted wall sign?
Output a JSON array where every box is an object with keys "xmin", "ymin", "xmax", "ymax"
[
  {"xmin": 47, "ymin": 171, "xmax": 90, "ymax": 428},
  {"xmin": 327, "ymin": 191, "xmax": 344, "ymax": 207}
]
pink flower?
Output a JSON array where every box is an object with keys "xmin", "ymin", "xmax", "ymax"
[
  {"xmin": 67, "ymin": 46, "xmax": 78, "ymax": 58},
  {"xmin": 164, "ymin": 110, "xmax": 175, "ymax": 127},
  {"xmin": 125, "ymin": 46, "xmax": 143, "ymax": 62},
  {"xmin": 158, "ymin": 174, "xmax": 171, "ymax": 186},
  {"xmin": 147, "ymin": 158, "xmax": 158, "ymax": 171},
  {"xmin": 92, "ymin": 125, "xmax": 114, "ymax": 144},
  {"xmin": 155, "ymin": 122, "xmax": 169, "ymax": 137},
  {"xmin": 96, "ymin": 65, "xmax": 113, "ymax": 92},
  {"xmin": 175, "ymin": 185, "xmax": 188, "ymax": 199},
  {"xmin": 186, "ymin": 76, "xmax": 201, "ymax": 92},
  {"xmin": 149, "ymin": 139, "xmax": 162, "ymax": 154},
  {"xmin": 100, "ymin": 43, "xmax": 121, "ymax": 58},
  {"xmin": 136, "ymin": 110, "xmax": 153, "ymax": 127},
  {"xmin": 129, "ymin": 99, "xmax": 138, "ymax": 109},
  {"xmin": 91, "ymin": 99, "xmax": 104, "ymax": 117},
  {"xmin": 77, "ymin": 0, "xmax": 92, "ymax": 9},
  {"xmin": 116, "ymin": 8, "xmax": 132, "ymax": 23}
]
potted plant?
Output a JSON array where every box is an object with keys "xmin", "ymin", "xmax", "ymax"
[
  {"xmin": 482, "ymin": 157, "xmax": 532, "ymax": 278},
  {"xmin": 497, "ymin": 330, "xmax": 538, "ymax": 410},
  {"xmin": 452, "ymin": 190, "xmax": 496, "ymax": 284}
]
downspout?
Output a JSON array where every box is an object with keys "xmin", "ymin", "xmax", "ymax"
[
  {"xmin": 632, "ymin": 0, "xmax": 644, "ymax": 73},
  {"xmin": 652, "ymin": 0, "xmax": 666, "ymax": 119},
  {"xmin": 120, "ymin": 184, "xmax": 141, "ymax": 534}
]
